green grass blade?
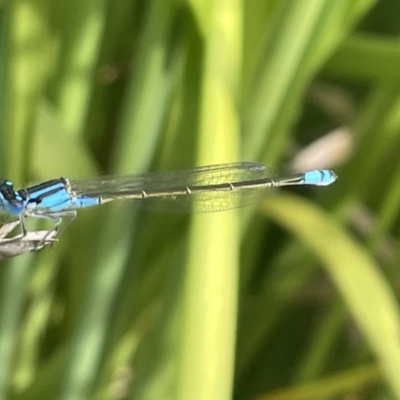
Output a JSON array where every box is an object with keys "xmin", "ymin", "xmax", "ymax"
[{"xmin": 261, "ymin": 194, "xmax": 400, "ymax": 398}]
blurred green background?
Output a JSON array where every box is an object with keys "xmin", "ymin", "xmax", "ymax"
[{"xmin": 1, "ymin": 0, "xmax": 400, "ymax": 399}]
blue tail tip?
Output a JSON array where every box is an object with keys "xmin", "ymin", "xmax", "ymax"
[{"xmin": 304, "ymin": 169, "xmax": 337, "ymax": 186}]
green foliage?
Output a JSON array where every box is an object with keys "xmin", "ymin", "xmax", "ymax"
[{"xmin": 0, "ymin": 0, "xmax": 399, "ymax": 399}]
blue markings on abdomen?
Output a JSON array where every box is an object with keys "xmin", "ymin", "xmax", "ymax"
[
  {"xmin": 303, "ymin": 169, "xmax": 337, "ymax": 186},
  {"xmin": 72, "ymin": 195, "xmax": 100, "ymax": 208}
]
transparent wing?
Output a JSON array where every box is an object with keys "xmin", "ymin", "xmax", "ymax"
[{"xmin": 71, "ymin": 162, "xmax": 275, "ymax": 212}]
